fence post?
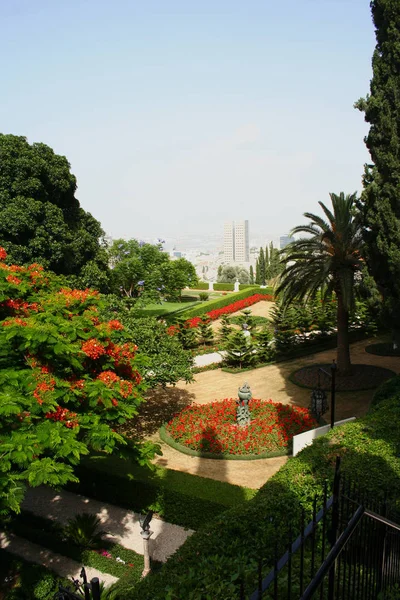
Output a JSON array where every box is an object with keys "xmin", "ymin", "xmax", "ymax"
[
  {"xmin": 327, "ymin": 456, "xmax": 341, "ymax": 600},
  {"xmin": 91, "ymin": 577, "xmax": 101, "ymax": 600}
]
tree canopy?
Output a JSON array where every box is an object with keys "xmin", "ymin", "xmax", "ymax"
[
  {"xmin": 355, "ymin": 0, "xmax": 400, "ymax": 341},
  {"xmin": 108, "ymin": 239, "xmax": 197, "ymax": 302},
  {"xmin": 277, "ymin": 192, "xmax": 364, "ymax": 373},
  {"xmin": 217, "ymin": 265, "xmax": 249, "ymax": 284},
  {"xmin": 0, "ymin": 134, "xmax": 108, "ymax": 278}
]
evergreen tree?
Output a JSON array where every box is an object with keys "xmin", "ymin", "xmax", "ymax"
[
  {"xmin": 255, "ymin": 259, "xmax": 260, "ymax": 284},
  {"xmin": 254, "ymin": 327, "xmax": 274, "ymax": 363},
  {"xmin": 176, "ymin": 317, "xmax": 198, "ymax": 349},
  {"xmin": 259, "ymin": 247, "xmax": 266, "ymax": 285},
  {"xmin": 249, "ymin": 265, "xmax": 254, "ymax": 284},
  {"xmin": 355, "ymin": 0, "xmax": 400, "ymax": 344},
  {"xmin": 224, "ymin": 331, "xmax": 255, "ymax": 369},
  {"xmin": 219, "ymin": 315, "xmax": 233, "ymax": 344},
  {"xmin": 269, "ymin": 242, "xmax": 282, "ymax": 279},
  {"xmin": 265, "ymin": 245, "xmax": 270, "ymax": 281},
  {"xmin": 197, "ymin": 317, "xmax": 214, "ymax": 346},
  {"xmin": 218, "ymin": 265, "xmax": 223, "ymax": 278}
]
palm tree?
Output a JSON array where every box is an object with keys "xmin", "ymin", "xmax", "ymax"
[{"xmin": 276, "ymin": 192, "xmax": 364, "ymax": 374}]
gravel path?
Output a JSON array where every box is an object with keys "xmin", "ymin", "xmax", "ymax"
[
  {"xmin": 0, "ymin": 531, "xmax": 118, "ymax": 587},
  {"xmin": 22, "ymin": 486, "xmax": 194, "ymax": 564}
]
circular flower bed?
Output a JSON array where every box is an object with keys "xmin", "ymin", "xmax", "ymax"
[{"xmin": 164, "ymin": 399, "xmax": 317, "ymax": 458}]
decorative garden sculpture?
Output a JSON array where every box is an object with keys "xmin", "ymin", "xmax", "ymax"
[{"xmin": 236, "ymin": 382, "xmax": 252, "ymax": 426}]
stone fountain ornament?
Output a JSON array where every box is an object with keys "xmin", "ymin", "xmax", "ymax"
[{"xmin": 236, "ymin": 382, "xmax": 252, "ymax": 426}]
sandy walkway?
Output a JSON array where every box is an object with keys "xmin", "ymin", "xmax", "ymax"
[{"xmin": 145, "ymin": 336, "xmax": 400, "ymax": 489}]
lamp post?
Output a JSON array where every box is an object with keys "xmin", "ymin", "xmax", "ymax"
[
  {"xmin": 140, "ymin": 510, "xmax": 154, "ymax": 577},
  {"xmin": 330, "ymin": 360, "xmax": 337, "ymax": 429}
]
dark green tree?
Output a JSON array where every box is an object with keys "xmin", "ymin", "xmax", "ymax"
[
  {"xmin": 269, "ymin": 242, "xmax": 282, "ymax": 279},
  {"xmin": 224, "ymin": 331, "xmax": 255, "ymax": 369},
  {"xmin": 355, "ymin": 0, "xmax": 400, "ymax": 345},
  {"xmin": 258, "ymin": 248, "xmax": 266, "ymax": 285},
  {"xmin": 249, "ymin": 265, "xmax": 254, "ymax": 284},
  {"xmin": 264, "ymin": 245, "xmax": 270, "ymax": 280},
  {"xmin": 176, "ymin": 317, "xmax": 198, "ymax": 350},
  {"xmin": 277, "ymin": 193, "xmax": 364, "ymax": 374},
  {"xmin": 196, "ymin": 317, "xmax": 214, "ymax": 347},
  {"xmin": 0, "ymin": 134, "xmax": 108, "ymax": 277},
  {"xmin": 254, "ymin": 327, "xmax": 274, "ymax": 363},
  {"xmin": 255, "ymin": 259, "xmax": 260, "ymax": 284},
  {"xmin": 219, "ymin": 315, "xmax": 233, "ymax": 344},
  {"xmin": 217, "ymin": 265, "xmax": 223, "ymax": 278}
]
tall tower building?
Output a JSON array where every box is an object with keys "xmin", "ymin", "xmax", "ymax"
[{"xmin": 223, "ymin": 220, "xmax": 249, "ymax": 263}]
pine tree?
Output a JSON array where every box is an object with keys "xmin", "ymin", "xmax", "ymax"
[
  {"xmin": 197, "ymin": 317, "xmax": 214, "ymax": 346},
  {"xmin": 176, "ymin": 317, "xmax": 198, "ymax": 349},
  {"xmin": 255, "ymin": 259, "xmax": 260, "ymax": 284},
  {"xmin": 259, "ymin": 247, "xmax": 266, "ymax": 285},
  {"xmin": 224, "ymin": 331, "xmax": 255, "ymax": 369},
  {"xmin": 217, "ymin": 265, "xmax": 223, "ymax": 278},
  {"xmin": 269, "ymin": 242, "xmax": 282, "ymax": 279},
  {"xmin": 265, "ymin": 245, "xmax": 270, "ymax": 281},
  {"xmin": 219, "ymin": 315, "xmax": 233, "ymax": 344},
  {"xmin": 254, "ymin": 326, "xmax": 274, "ymax": 363},
  {"xmin": 249, "ymin": 265, "xmax": 254, "ymax": 284},
  {"xmin": 355, "ymin": 0, "xmax": 400, "ymax": 344}
]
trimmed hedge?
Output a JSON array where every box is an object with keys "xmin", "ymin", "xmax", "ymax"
[
  {"xmin": 66, "ymin": 455, "xmax": 256, "ymax": 530},
  {"xmin": 175, "ymin": 288, "xmax": 274, "ymax": 321},
  {"xmin": 109, "ymin": 376, "xmax": 400, "ymax": 599}
]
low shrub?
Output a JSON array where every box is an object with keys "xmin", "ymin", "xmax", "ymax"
[
  {"xmin": 64, "ymin": 513, "xmax": 106, "ymax": 549},
  {"xmin": 109, "ymin": 376, "xmax": 400, "ymax": 599},
  {"xmin": 198, "ymin": 292, "xmax": 209, "ymax": 301}
]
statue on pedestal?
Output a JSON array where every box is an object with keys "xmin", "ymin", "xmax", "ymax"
[{"xmin": 236, "ymin": 382, "xmax": 252, "ymax": 427}]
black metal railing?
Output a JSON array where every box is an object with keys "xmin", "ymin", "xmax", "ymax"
[
  {"xmin": 249, "ymin": 457, "xmax": 400, "ymax": 600},
  {"xmin": 54, "ymin": 567, "xmax": 101, "ymax": 600}
]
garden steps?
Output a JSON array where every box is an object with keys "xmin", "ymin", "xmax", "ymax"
[
  {"xmin": 22, "ymin": 486, "xmax": 194, "ymax": 563},
  {"xmin": 0, "ymin": 530, "xmax": 118, "ymax": 587}
]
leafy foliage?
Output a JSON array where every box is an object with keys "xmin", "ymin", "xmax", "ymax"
[
  {"xmin": 355, "ymin": 0, "xmax": 400, "ymax": 341},
  {"xmin": 108, "ymin": 238, "xmax": 197, "ymax": 302},
  {"xmin": 217, "ymin": 265, "xmax": 249, "ymax": 284},
  {"xmin": 64, "ymin": 513, "xmax": 106, "ymax": 549},
  {"xmin": 0, "ymin": 134, "xmax": 108, "ymax": 279},
  {"xmin": 0, "ymin": 249, "xmax": 159, "ymax": 515},
  {"xmin": 277, "ymin": 193, "xmax": 364, "ymax": 373}
]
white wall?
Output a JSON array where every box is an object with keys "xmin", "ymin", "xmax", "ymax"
[{"xmin": 292, "ymin": 418, "xmax": 356, "ymax": 456}]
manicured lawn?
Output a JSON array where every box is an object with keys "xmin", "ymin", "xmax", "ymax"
[{"xmin": 134, "ymin": 301, "xmax": 199, "ymax": 317}]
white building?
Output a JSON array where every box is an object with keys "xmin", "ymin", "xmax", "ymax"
[{"xmin": 224, "ymin": 220, "xmax": 249, "ymax": 264}]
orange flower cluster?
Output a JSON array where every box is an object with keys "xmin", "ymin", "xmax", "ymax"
[
  {"xmin": 106, "ymin": 341, "xmax": 137, "ymax": 362},
  {"xmin": 45, "ymin": 405, "xmax": 78, "ymax": 428},
  {"xmin": 33, "ymin": 380, "xmax": 56, "ymax": 405},
  {"xmin": 2, "ymin": 318, "xmax": 28, "ymax": 327},
  {"xmin": 97, "ymin": 370, "xmax": 120, "ymax": 385},
  {"xmin": 81, "ymin": 338, "xmax": 106, "ymax": 359},
  {"xmin": 0, "ymin": 247, "xmax": 7, "ymax": 260},
  {"xmin": 107, "ymin": 319, "xmax": 124, "ymax": 331},
  {"xmin": 1, "ymin": 299, "xmax": 40, "ymax": 314},
  {"xmin": 58, "ymin": 288, "xmax": 99, "ymax": 304},
  {"xmin": 119, "ymin": 380, "xmax": 134, "ymax": 397},
  {"xmin": 6, "ymin": 275, "xmax": 22, "ymax": 285}
]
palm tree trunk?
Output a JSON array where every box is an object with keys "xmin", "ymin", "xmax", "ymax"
[{"xmin": 336, "ymin": 293, "xmax": 351, "ymax": 374}]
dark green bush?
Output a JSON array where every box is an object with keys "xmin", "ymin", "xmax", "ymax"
[
  {"xmin": 109, "ymin": 377, "xmax": 400, "ymax": 599},
  {"xmin": 198, "ymin": 292, "xmax": 209, "ymax": 301}
]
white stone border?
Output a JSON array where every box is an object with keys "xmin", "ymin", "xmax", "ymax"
[{"xmin": 292, "ymin": 418, "xmax": 356, "ymax": 456}]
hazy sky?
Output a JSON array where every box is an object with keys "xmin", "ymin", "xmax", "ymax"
[{"xmin": 1, "ymin": 0, "xmax": 376, "ymax": 246}]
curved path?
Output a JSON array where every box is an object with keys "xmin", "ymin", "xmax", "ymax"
[{"xmin": 144, "ymin": 337, "xmax": 400, "ymax": 489}]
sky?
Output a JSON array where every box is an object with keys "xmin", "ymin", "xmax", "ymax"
[{"xmin": 1, "ymin": 0, "xmax": 376, "ymax": 248}]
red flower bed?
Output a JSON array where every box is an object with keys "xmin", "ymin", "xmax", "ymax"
[
  {"xmin": 166, "ymin": 399, "xmax": 317, "ymax": 456},
  {"xmin": 167, "ymin": 293, "xmax": 274, "ymax": 335}
]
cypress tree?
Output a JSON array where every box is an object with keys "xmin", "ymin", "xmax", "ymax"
[
  {"xmin": 255, "ymin": 259, "xmax": 260, "ymax": 284},
  {"xmin": 355, "ymin": 0, "xmax": 400, "ymax": 343},
  {"xmin": 249, "ymin": 265, "xmax": 254, "ymax": 284},
  {"xmin": 259, "ymin": 247, "xmax": 266, "ymax": 285},
  {"xmin": 264, "ymin": 245, "xmax": 270, "ymax": 281}
]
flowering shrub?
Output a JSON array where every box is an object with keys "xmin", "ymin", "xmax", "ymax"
[
  {"xmin": 166, "ymin": 399, "xmax": 316, "ymax": 456},
  {"xmin": 0, "ymin": 248, "xmax": 157, "ymax": 515}
]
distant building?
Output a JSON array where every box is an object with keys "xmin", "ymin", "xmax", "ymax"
[
  {"xmin": 280, "ymin": 234, "xmax": 294, "ymax": 249},
  {"xmin": 224, "ymin": 220, "xmax": 249, "ymax": 263}
]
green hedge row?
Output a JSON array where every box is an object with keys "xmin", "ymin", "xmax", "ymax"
[
  {"xmin": 190, "ymin": 283, "xmax": 267, "ymax": 292},
  {"xmin": 66, "ymin": 455, "xmax": 255, "ymax": 530},
  {"xmin": 109, "ymin": 376, "xmax": 400, "ymax": 599},
  {"xmin": 175, "ymin": 287, "xmax": 274, "ymax": 321}
]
